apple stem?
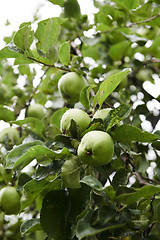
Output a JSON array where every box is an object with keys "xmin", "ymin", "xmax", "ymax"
[{"xmin": 87, "ymin": 151, "xmax": 92, "ymax": 155}]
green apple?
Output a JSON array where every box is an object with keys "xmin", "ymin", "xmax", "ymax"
[
  {"xmin": 78, "ymin": 130, "xmax": 114, "ymax": 166},
  {"xmin": 93, "ymin": 108, "xmax": 112, "ymax": 121},
  {"xmin": 58, "ymin": 72, "xmax": 87, "ymax": 105},
  {"xmin": 64, "ymin": 0, "xmax": 81, "ymax": 19},
  {"xmin": 0, "ymin": 186, "xmax": 20, "ymax": 215},
  {"xmin": 60, "ymin": 108, "xmax": 90, "ymax": 136},
  {"xmin": 27, "ymin": 103, "xmax": 45, "ymax": 119},
  {"xmin": 0, "ymin": 127, "xmax": 19, "ymax": 145}
]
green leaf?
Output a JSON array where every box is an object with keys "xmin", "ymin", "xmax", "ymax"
[
  {"xmin": 153, "ymin": 199, "xmax": 160, "ymax": 222},
  {"xmin": 5, "ymin": 141, "xmax": 52, "ymax": 170},
  {"xmin": 6, "ymin": 138, "xmax": 72, "ymax": 170},
  {"xmin": 119, "ymin": 89, "xmax": 130, "ymax": 104},
  {"xmin": 104, "ymin": 104, "xmax": 132, "ymax": 131},
  {"xmin": 113, "ymin": 124, "xmax": 159, "ymax": 143},
  {"xmin": 48, "ymin": 0, "xmax": 64, "ymax": 7},
  {"xmin": 99, "ymin": 206, "xmax": 116, "ymax": 225},
  {"xmin": 12, "ymin": 117, "xmax": 45, "ymax": 136},
  {"xmin": 80, "ymin": 175, "xmax": 103, "ymax": 191},
  {"xmin": 35, "ymin": 17, "xmax": 66, "ymax": 52},
  {"xmin": 116, "ymin": 185, "xmax": 160, "ymax": 205},
  {"xmin": 54, "ymin": 135, "xmax": 76, "ymax": 154},
  {"xmin": 61, "ymin": 157, "xmax": 81, "ymax": 189},
  {"xmin": 35, "ymin": 160, "xmax": 64, "ymax": 181},
  {"xmin": 150, "ymin": 0, "xmax": 160, "ymax": 4},
  {"xmin": 109, "ymin": 41, "xmax": 131, "ymax": 61},
  {"xmin": 112, "ymin": 168, "xmax": 128, "ymax": 190},
  {"xmin": 95, "ymin": 10, "xmax": 113, "ymax": 26},
  {"xmin": 132, "ymin": 2, "xmax": 153, "ymax": 18},
  {"xmin": 152, "ymin": 141, "xmax": 160, "ymax": 151},
  {"xmin": 76, "ymin": 210, "xmax": 124, "ymax": 239},
  {"xmin": 0, "ymin": 105, "xmax": 15, "ymax": 121},
  {"xmin": 69, "ymin": 119, "xmax": 81, "ymax": 139},
  {"xmin": 93, "ymin": 69, "xmax": 131, "ymax": 108},
  {"xmin": 80, "ymin": 85, "xmax": 97, "ymax": 110},
  {"xmin": 21, "ymin": 178, "xmax": 61, "ymax": 211},
  {"xmin": 113, "ymin": 0, "xmax": 140, "ymax": 10},
  {"xmin": 14, "ymin": 23, "xmax": 34, "ymax": 50},
  {"xmin": 0, "ymin": 43, "xmax": 34, "ymax": 63},
  {"xmin": 50, "ymin": 107, "xmax": 68, "ymax": 128},
  {"xmin": 58, "ymin": 41, "xmax": 70, "ymax": 65},
  {"xmin": 69, "ymin": 185, "xmax": 90, "ymax": 221},
  {"xmin": 20, "ymin": 218, "xmax": 41, "ymax": 234},
  {"xmin": 46, "ymin": 45, "xmax": 58, "ymax": 63},
  {"xmin": 40, "ymin": 190, "xmax": 70, "ymax": 239}
]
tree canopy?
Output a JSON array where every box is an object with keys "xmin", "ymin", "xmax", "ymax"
[{"xmin": 0, "ymin": 0, "xmax": 160, "ymax": 239}]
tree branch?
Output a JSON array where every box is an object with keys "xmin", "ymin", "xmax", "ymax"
[
  {"xmin": 119, "ymin": 144, "xmax": 151, "ymax": 186},
  {"xmin": 126, "ymin": 13, "xmax": 160, "ymax": 27},
  {"xmin": 26, "ymin": 55, "xmax": 71, "ymax": 72}
]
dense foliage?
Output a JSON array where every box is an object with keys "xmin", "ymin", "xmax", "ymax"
[{"xmin": 0, "ymin": 0, "xmax": 160, "ymax": 239}]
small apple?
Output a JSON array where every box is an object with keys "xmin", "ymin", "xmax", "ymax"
[
  {"xmin": 0, "ymin": 127, "xmax": 19, "ymax": 145},
  {"xmin": 27, "ymin": 103, "xmax": 45, "ymax": 119},
  {"xmin": 58, "ymin": 72, "xmax": 87, "ymax": 105},
  {"xmin": 78, "ymin": 130, "xmax": 114, "ymax": 166},
  {"xmin": 93, "ymin": 108, "xmax": 112, "ymax": 121},
  {"xmin": 0, "ymin": 186, "xmax": 20, "ymax": 215},
  {"xmin": 60, "ymin": 108, "xmax": 90, "ymax": 137}
]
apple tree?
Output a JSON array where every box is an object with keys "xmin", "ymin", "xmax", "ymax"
[{"xmin": 0, "ymin": 0, "xmax": 160, "ymax": 239}]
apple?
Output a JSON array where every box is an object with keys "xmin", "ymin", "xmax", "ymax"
[
  {"xmin": 64, "ymin": 0, "xmax": 81, "ymax": 19},
  {"xmin": 58, "ymin": 72, "xmax": 87, "ymax": 105},
  {"xmin": 93, "ymin": 108, "xmax": 112, "ymax": 121},
  {"xmin": 77, "ymin": 130, "xmax": 114, "ymax": 166},
  {"xmin": 27, "ymin": 103, "xmax": 45, "ymax": 119},
  {"xmin": 60, "ymin": 108, "xmax": 90, "ymax": 137},
  {"xmin": 0, "ymin": 186, "xmax": 20, "ymax": 215},
  {"xmin": 0, "ymin": 127, "xmax": 19, "ymax": 145}
]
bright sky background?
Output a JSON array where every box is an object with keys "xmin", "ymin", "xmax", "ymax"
[{"xmin": 0, "ymin": 0, "xmax": 96, "ymax": 48}]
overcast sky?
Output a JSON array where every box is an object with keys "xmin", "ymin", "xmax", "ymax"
[{"xmin": 0, "ymin": 0, "xmax": 97, "ymax": 48}]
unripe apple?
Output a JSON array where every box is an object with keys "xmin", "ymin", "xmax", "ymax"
[
  {"xmin": 93, "ymin": 108, "xmax": 112, "ymax": 121},
  {"xmin": 78, "ymin": 130, "xmax": 114, "ymax": 166},
  {"xmin": 0, "ymin": 127, "xmax": 19, "ymax": 145},
  {"xmin": 27, "ymin": 103, "xmax": 45, "ymax": 119},
  {"xmin": 0, "ymin": 186, "xmax": 20, "ymax": 215},
  {"xmin": 58, "ymin": 72, "xmax": 87, "ymax": 105},
  {"xmin": 60, "ymin": 108, "xmax": 90, "ymax": 137}
]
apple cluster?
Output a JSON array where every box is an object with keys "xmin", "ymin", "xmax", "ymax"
[{"xmin": 58, "ymin": 72, "xmax": 114, "ymax": 166}]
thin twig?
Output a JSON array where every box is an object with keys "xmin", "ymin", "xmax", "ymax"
[
  {"xmin": 71, "ymin": 41, "xmax": 82, "ymax": 57},
  {"xmin": 126, "ymin": 13, "xmax": 160, "ymax": 27},
  {"xmin": 119, "ymin": 144, "xmax": 151, "ymax": 186},
  {"xmin": 26, "ymin": 55, "xmax": 71, "ymax": 72},
  {"xmin": 103, "ymin": 166, "xmax": 112, "ymax": 185}
]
